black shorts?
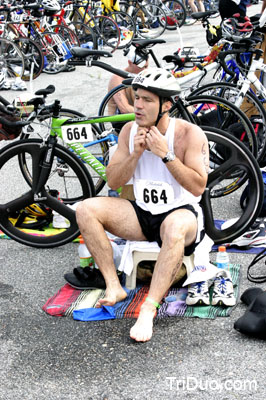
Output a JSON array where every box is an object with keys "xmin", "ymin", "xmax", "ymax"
[{"xmin": 129, "ymin": 201, "xmax": 203, "ymax": 256}]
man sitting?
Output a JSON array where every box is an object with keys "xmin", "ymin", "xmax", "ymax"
[{"xmin": 76, "ymin": 68, "xmax": 209, "ymax": 342}]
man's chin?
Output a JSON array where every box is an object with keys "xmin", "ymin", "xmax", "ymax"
[{"xmin": 135, "ymin": 117, "xmax": 152, "ymax": 128}]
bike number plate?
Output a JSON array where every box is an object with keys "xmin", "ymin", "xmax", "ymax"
[{"xmin": 61, "ymin": 124, "xmax": 93, "ymax": 143}]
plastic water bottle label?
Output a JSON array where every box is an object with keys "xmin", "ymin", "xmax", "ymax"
[{"xmin": 217, "ymin": 261, "xmax": 229, "ymax": 269}]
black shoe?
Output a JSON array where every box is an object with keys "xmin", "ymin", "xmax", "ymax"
[{"xmin": 64, "ymin": 266, "xmax": 106, "ymax": 290}]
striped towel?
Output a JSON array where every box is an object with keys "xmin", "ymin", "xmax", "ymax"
[{"xmin": 42, "ymin": 264, "xmax": 241, "ymax": 320}]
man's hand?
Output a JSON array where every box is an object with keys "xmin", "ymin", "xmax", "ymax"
[
  {"xmin": 133, "ymin": 127, "xmax": 149, "ymax": 156},
  {"xmin": 145, "ymin": 126, "xmax": 169, "ymax": 158}
]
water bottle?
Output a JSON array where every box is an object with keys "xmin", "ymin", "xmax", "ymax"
[
  {"xmin": 216, "ymin": 246, "xmax": 229, "ymax": 270},
  {"xmin": 78, "ymin": 237, "xmax": 95, "ymax": 268},
  {"xmin": 78, "ymin": 237, "xmax": 121, "ymax": 269}
]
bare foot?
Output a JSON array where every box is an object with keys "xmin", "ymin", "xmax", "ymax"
[
  {"xmin": 130, "ymin": 303, "xmax": 157, "ymax": 342},
  {"xmin": 95, "ymin": 285, "xmax": 127, "ymax": 308}
]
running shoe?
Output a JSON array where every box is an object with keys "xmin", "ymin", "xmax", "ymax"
[
  {"xmin": 186, "ymin": 280, "xmax": 210, "ymax": 306},
  {"xmin": 212, "ymin": 269, "xmax": 236, "ymax": 307},
  {"xmin": 230, "ymin": 219, "xmax": 266, "ymax": 247}
]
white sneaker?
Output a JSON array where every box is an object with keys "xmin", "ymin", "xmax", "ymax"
[
  {"xmin": 186, "ymin": 280, "xmax": 210, "ymax": 306},
  {"xmin": 231, "ymin": 219, "xmax": 266, "ymax": 247},
  {"xmin": 52, "ymin": 213, "xmax": 70, "ymax": 229},
  {"xmin": 212, "ymin": 270, "xmax": 236, "ymax": 307}
]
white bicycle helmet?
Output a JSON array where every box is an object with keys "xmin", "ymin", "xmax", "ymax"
[
  {"xmin": 132, "ymin": 68, "xmax": 181, "ymax": 98},
  {"xmin": 42, "ymin": 0, "xmax": 61, "ymax": 12},
  {"xmin": 221, "ymin": 16, "xmax": 253, "ymax": 42}
]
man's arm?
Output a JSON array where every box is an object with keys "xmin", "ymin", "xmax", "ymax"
[
  {"xmin": 108, "ymin": 75, "xmax": 134, "ymax": 114},
  {"xmin": 106, "ymin": 123, "xmax": 147, "ymax": 189},
  {"xmin": 113, "ymin": 89, "xmax": 135, "ymax": 114},
  {"xmin": 262, "ymin": 0, "xmax": 266, "ymax": 13},
  {"xmin": 169, "ymin": 126, "xmax": 209, "ymax": 197}
]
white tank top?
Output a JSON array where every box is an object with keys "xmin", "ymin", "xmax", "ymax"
[{"xmin": 129, "ymin": 119, "xmax": 201, "ymax": 214}]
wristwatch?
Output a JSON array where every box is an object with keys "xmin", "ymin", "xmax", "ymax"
[{"xmin": 162, "ymin": 151, "xmax": 176, "ymax": 163}]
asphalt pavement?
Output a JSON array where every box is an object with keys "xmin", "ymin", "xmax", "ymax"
[{"xmin": 0, "ymin": 4, "xmax": 266, "ymax": 400}]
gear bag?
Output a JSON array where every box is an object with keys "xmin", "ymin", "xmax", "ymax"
[{"xmin": 0, "ymin": 105, "xmax": 22, "ymax": 140}]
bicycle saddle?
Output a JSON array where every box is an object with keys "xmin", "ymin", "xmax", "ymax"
[
  {"xmin": 70, "ymin": 47, "xmax": 112, "ymax": 59},
  {"xmin": 234, "ymin": 290, "xmax": 266, "ymax": 339},
  {"xmin": 131, "ymin": 38, "xmax": 166, "ymax": 49},
  {"xmin": 35, "ymin": 85, "xmax": 55, "ymax": 97},
  {"xmin": 190, "ymin": 11, "xmax": 217, "ymax": 20}
]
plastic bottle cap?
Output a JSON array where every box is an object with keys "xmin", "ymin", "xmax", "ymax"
[
  {"xmin": 80, "ymin": 237, "xmax": 84, "ymax": 244},
  {"xmin": 218, "ymin": 246, "xmax": 226, "ymax": 252}
]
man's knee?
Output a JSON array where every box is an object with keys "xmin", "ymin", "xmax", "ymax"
[
  {"xmin": 161, "ymin": 225, "xmax": 186, "ymax": 248},
  {"xmin": 76, "ymin": 198, "xmax": 99, "ymax": 225}
]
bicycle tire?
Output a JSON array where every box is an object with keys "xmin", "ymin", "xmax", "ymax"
[
  {"xmin": 0, "ymin": 37, "xmax": 25, "ymax": 79},
  {"xmin": 98, "ymin": 83, "xmax": 131, "ymax": 133},
  {"xmin": 14, "ymin": 37, "xmax": 44, "ymax": 81},
  {"xmin": 135, "ymin": 3, "xmax": 167, "ymax": 39},
  {"xmin": 0, "ymin": 139, "xmax": 95, "ymax": 248},
  {"xmin": 201, "ymin": 127, "xmax": 264, "ymax": 244},
  {"xmin": 19, "ymin": 109, "xmax": 108, "ymax": 195},
  {"xmin": 161, "ymin": 0, "xmax": 186, "ymax": 29},
  {"xmin": 50, "ymin": 24, "xmax": 80, "ymax": 46},
  {"xmin": 67, "ymin": 21, "xmax": 98, "ymax": 49},
  {"xmin": 86, "ymin": 15, "xmax": 120, "ymax": 52},
  {"xmin": 190, "ymin": 81, "xmax": 266, "ymax": 163},
  {"xmin": 107, "ymin": 10, "xmax": 136, "ymax": 49},
  {"xmin": 171, "ymin": 94, "xmax": 258, "ymax": 158}
]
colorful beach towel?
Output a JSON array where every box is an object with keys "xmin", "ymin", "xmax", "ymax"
[{"xmin": 42, "ymin": 264, "xmax": 241, "ymax": 321}]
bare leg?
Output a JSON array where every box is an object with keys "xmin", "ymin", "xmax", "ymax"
[
  {"xmin": 198, "ymin": 0, "xmax": 205, "ymax": 12},
  {"xmin": 76, "ymin": 197, "xmax": 146, "ymax": 307},
  {"xmin": 188, "ymin": 0, "xmax": 198, "ymax": 13},
  {"xmin": 130, "ymin": 209, "xmax": 198, "ymax": 342}
]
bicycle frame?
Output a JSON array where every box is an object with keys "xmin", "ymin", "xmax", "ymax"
[{"xmin": 48, "ymin": 112, "xmax": 135, "ymax": 183}]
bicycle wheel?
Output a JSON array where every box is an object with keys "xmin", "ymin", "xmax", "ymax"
[
  {"xmin": 68, "ymin": 22, "xmax": 98, "ymax": 48},
  {"xmin": 171, "ymin": 94, "xmax": 258, "ymax": 158},
  {"xmin": 107, "ymin": 10, "xmax": 136, "ymax": 49},
  {"xmin": 14, "ymin": 37, "xmax": 44, "ymax": 81},
  {"xmin": 190, "ymin": 82, "xmax": 266, "ymax": 163},
  {"xmin": 86, "ymin": 15, "xmax": 120, "ymax": 52},
  {"xmin": 20, "ymin": 109, "xmax": 109, "ymax": 195},
  {"xmin": 0, "ymin": 37, "xmax": 25, "ymax": 79},
  {"xmin": 133, "ymin": 3, "xmax": 167, "ymax": 39},
  {"xmin": 161, "ymin": 0, "xmax": 186, "ymax": 29},
  {"xmin": 202, "ymin": 127, "xmax": 264, "ymax": 244},
  {"xmin": 50, "ymin": 24, "xmax": 80, "ymax": 46},
  {"xmin": 0, "ymin": 139, "xmax": 95, "ymax": 248},
  {"xmin": 98, "ymin": 84, "xmax": 130, "ymax": 133}
]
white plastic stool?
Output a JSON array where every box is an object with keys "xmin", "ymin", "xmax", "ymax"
[{"xmin": 125, "ymin": 251, "xmax": 194, "ymax": 290}]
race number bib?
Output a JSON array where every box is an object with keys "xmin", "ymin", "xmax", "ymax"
[
  {"xmin": 135, "ymin": 179, "xmax": 174, "ymax": 205},
  {"xmin": 61, "ymin": 124, "xmax": 93, "ymax": 143}
]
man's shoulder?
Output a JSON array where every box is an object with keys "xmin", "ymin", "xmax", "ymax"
[
  {"xmin": 173, "ymin": 118, "xmax": 207, "ymax": 142},
  {"xmin": 108, "ymin": 74, "xmax": 124, "ymax": 90}
]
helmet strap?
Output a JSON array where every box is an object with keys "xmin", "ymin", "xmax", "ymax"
[
  {"xmin": 155, "ymin": 97, "xmax": 163, "ymax": 126},
  {"xmin": 155, "ymin": 98, "xmax": 169, "ymax": 126}
]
